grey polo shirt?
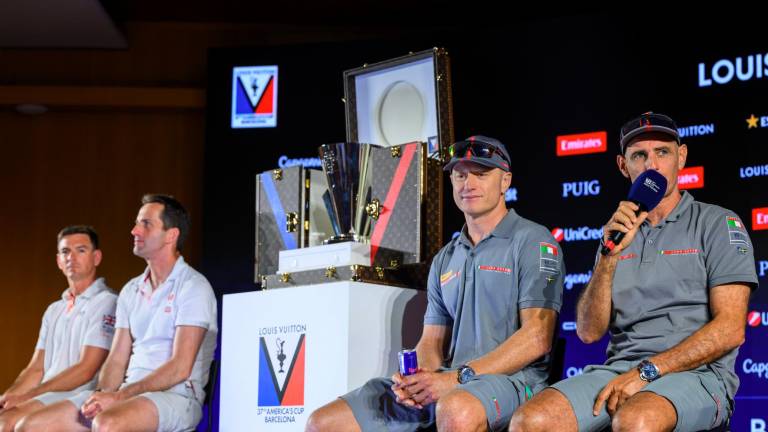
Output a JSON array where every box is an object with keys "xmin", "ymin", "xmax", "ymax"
[
  {"xmin": 424, "ymin": 209, "xmax": 565, "ymax": 387},
  {"xmin": 116, "ymin": 256, "xmax": 218, "ymax": 404},
  {"xmin": 606, "ymin": 191, "xmax": 759, "ymax": 400},
  {"xmin": 35, "ymin": 278, "xmax": 117, "ymax": 386}
]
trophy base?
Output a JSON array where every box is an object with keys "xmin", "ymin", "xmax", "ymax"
[
  {"xmin": 323, "ymin": 234, "xmax": 367, "ymax": 244},
  {"xmin": 278, "ymin": 241, "xmax": 371, "ymax": 273}
]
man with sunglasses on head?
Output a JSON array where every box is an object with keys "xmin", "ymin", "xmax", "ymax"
[
  {"xmin": 307, "ymin": 136, "xmax": 564, "ymax": 432},
  {"xmin": 510, "ymin": 112, "xmax": 758, "ymax": 432}
]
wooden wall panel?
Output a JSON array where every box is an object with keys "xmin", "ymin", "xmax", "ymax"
[
  {"xmin": 0, "ymin": 109, "xmax": 204, "ymax": 389},
  {"xmin": 0, "ymin": 16, "xmax": 392, "ymax": 398}
]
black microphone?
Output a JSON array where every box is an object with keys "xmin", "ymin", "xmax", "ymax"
[{"xmin": 600, "ymin": 170, "xmax": 668, "ymax": 256}]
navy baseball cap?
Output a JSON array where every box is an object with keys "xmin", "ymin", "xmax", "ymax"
[
  {"xmin": 444, "ymin": 135, "xmax": 511, "ymax": 172},
  {"xmin": 619, "ymin": 112, "xmax": 681, "ymax": 154}
]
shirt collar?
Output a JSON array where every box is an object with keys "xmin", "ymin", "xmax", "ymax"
[
  {"xmin": 139, "ymin": 256, "xmax": 188, "ymax": 288},
  {"xmin": 665, "ymin": 191, "xmax": 694, "ymax": 223},
  {"xmin": 456, "ymin": 209, "xmax": 518, "ymax": 247},
  {"xmin": 61, "ymin": 277, "xmax": 108, "ymax": 301}
]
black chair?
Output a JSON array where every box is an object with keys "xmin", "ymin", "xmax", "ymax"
[
  {"xmin": 707, "ymin": 419, "xmax": 730, "ymax": 432},
  {"xmin": 199, "ymin": 359, "xmax": 219, "ymax": 432},
  {"xmin": 547, "ymin": 337, "xmax": 567, "ymax": 385}
]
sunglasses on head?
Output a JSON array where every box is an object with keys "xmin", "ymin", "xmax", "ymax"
[{"xmin": 448, "ymin": 141, "xmax": 510, "ymax": 165}]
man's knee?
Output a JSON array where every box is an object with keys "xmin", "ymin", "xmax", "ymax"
[
  {"xmin": 0, "ymin": 411, "xmax": 16, "ymax": 432},
  {"xmin": 12, "ymin": 417, "xmax": 30, "ymax": 432},
  {"xmin": 612, "ymin": 407, "xmax": 674, "ymax": 432},
  {"xmin": 305, "ymin": 400, "xmax": 359, "ymax": 432},
  {"xmin": 612, "ymin": 408, "xmax": 653, "ymax": 432},
  {"xmin": 436, "ymin": 390, "xmax": 486, "ymax": 432},
  {"xmin": 508, "ymin": 405, "xmax": 550, "ymax": 432},
  {"xmin": 92, "ymin": 411, "xmax": 124, "ymax": 432},
  {"xmin": 611, "ymin": 404, "xmax": 664, "ymax": 432},
  {"xmin": 304, "ymin": 409, "xmax": 329, "ymax": 432},
  {"xmin": 13, "ymin": 412, "xmax": 43, "ymax": 432},
  {"xmin": 611, "ymin": 392, "xmax": 676, "ymax": 432},
  {"xmin": 0, "ymin": 408, "xmax": 32, "ymax": 432},
  {"xmin": 508, "ymin": 389, "xmax": 575, "ymax": 432}
]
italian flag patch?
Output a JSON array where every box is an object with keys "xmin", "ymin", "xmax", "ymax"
[
  {"xmin": 540, "ymin": 242, "xmax": 558, "ymax": 256},
  {"xmin": 726, "ymin": 216, "xmax": 743, "ymax": 229},
  {"xmin": 539, "ymin": 242, "xmax": 559, "ymax": 274}
]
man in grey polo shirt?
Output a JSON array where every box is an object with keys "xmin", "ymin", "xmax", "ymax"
[
  {"xmin": 307, "ymin": 136, "xmax": 564, "ymax": 432},
  {"xmin": 0, "ymin": 226, "xmax": 116, "ymax": 431},
  {"xmin": 510, "ymin": 112, "xmax": 759, "ymax": 432},
  {"xmin": 19, "ymin": 194, "xmax": 217, "ymax": 432}
]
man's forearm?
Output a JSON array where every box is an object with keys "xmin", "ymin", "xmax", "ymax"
[
  {"xmin": 469, "ymin": 309, "xmax": 555, "ymax": 376},
  {"xmin": 25, "ymin": 363, "xmax": 94, "ymax": 398},
  {"xmin": 647, "ymin": 283, "xmax": 751, "ymax": 376},
  {"xmin": 96, "ymin": 361, "xmax": 129, "ymax": 392},
  {"xmin": 117, "ymin": 359, "xmax": 191, "ymax": 399},
  {"xmin": 416, "ymin": 341, "xmax": 444, "ymax": 372},
  {"xmin": 3, "ymin": 368, "xmax": 43, "ymax": 396},
  {"xmin": 576, "ymin": 254, "xmax": 617, "ymax": 343},
  {"xmin": 413, "ymin": 324, "xmax": 449, "ymax": 372},
  {"xmin": 651, "ymin": 313, "xmax": 745, "ymax": 375},
  {"xmin": 470, "ymin": 328, "xmax": 545, "ymax": 376}
]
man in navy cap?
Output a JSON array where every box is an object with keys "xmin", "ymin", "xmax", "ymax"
[
  {"xmin": 307, "ymin": 136, "xmax": 564, "ymax": 431},
  {"xmin": 510, "ymin": 112, "xmax": 758, "ymax": 432}
]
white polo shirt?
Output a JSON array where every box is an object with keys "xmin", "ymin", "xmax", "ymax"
[
  {"xmin": 116, "ymin": 256, "xmax": 217, "ymax": 403},
  {"xmin": 35, "ymin": 277, "xmax": 117, "ymax": 387}
]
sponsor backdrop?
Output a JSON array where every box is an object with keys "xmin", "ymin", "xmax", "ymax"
[{"xmin": 203, "ymin": 15, "xmax": 767, "ymax": 431}]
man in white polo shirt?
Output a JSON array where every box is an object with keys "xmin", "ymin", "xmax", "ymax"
[
  {"xmin": 18, "ymin": 195, "xmax": 218, "ymax": 432},
  {"xmin": 0, "ymin": 226, "xmax": 116, "ymax": 431}
]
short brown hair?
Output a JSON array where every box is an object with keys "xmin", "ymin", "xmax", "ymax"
[
  {"xmin": 141, "ymin": 194, "xmax": 190, "ymax": 252},
  {"xmin": 57, "ymin": 225, "xmax": 99, "ymax": 250}
]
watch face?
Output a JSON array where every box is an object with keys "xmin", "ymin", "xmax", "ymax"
[
  {"xmin": 459, "ymin": 367, "xmax": 475, "ymax": 383},
  {"xmin": 640, "ymin": 362, "xmax": 659, "ymax": 380}
]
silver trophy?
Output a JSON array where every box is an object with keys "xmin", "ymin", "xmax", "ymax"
[{"xmin": 318, "ymin": 142, "xmax": 374, "ymax": 244}]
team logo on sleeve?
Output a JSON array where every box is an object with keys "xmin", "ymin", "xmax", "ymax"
[
  {"xmin": 101, "ymin": 314, "xmax": 116, "ymax": 336},
  {"xmin": 726, "ymin": 216, "xmax": 749, "ymax": 245},
  {"xmin": 440, "ymin": 270, "xmax": 460, "ymax": 287},
  {"xmin": 539, "ymin": 242, "xmax": 560, "ymax": 273}
]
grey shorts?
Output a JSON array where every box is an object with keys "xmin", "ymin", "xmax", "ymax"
[
  {"xmin": 340, "ymin": 373, "xmax": 532, "ymax": 432},
  {"xmin": 67, "ymin": 384, "xmax": 201, "ymax": 432},
  {"xmin": 140, "ymin": 390, "xmax": 202, "ymax": 432},
  {"xmin": 34, "ymin": 390, "xmax": 83, "ymax": 406},
  {"xmin": 551, "ymin": 360, "xmax": 729, "ymax": 432}
]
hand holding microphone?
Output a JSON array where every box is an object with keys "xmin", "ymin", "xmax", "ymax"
[
  {"xmin": 600, "ymin": 170, "xmax": 667, "ymax": 256},
  {"xmin": 601, "ymin": 202, "xmax": 649, "ymax": 256}
]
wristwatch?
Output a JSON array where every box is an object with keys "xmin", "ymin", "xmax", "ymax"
[
  {"xmin": 457, "ymin": 364, "xmax": 476, "ymax": 384},
  {"xmin": 637, "ymin": 359, "xmax": 661, "ymax": 382}
]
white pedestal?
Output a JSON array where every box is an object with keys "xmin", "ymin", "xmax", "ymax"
[
  {"xmin": 220, "ymin": 282, "xmax": 425, "ymax": 432},
  {"xmin": 278, "ymin": 242, "xmax": 371, "ymax": 272}
]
